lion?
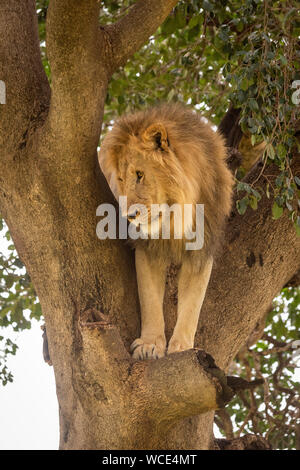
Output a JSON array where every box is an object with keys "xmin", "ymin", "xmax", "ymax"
[{"xmin": 98, "ymin": 103, "xmax": 233, "ymax": 360}]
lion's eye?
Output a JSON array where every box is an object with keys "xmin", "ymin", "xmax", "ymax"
[
  {"xmin": 136, "ymin": 171, "xmax": 144, "ymax": 182},
  {"xmin": 118, "ymin": 177, "xmax": 123, "ymax": 182}
]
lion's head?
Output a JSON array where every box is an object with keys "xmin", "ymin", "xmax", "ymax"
[{"xmin": 98, "ymin": 103, "xmax": 233, "ymax": 253}]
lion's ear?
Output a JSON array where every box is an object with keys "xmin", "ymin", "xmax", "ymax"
[{"xmin": 142, "ymin": 123, "xmax": 169, "ymax": 151}]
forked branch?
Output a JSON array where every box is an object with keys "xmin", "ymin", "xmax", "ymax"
[{"xmin": 105, "ymin": 0, "xmax": 180, "ymax": 71}]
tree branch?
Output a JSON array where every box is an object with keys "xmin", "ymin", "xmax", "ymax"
[
  {"xmin": 285, "ymin": 270, "xmax": 300, "ymax": 287},
  {"xmin": 105, "ymin": 0, "xmax": 179, "ymax": 72},
  {"xmin": 129, "ymin": 350, "xmax": 236, "ymax": 426},
  {"xmin": 45, "ymin": 0, "xmax": 106, "ymax": 148},
  {"xmin": 219, "ymin": 105, "xmax": 265, "ymax": 173},
  {"xmin": 216, "ymin": 434, "xmax": 272, "ymax": 450},
  {"xmin": 0, "ymin": 0, "xmax": 49, "ymax": 161},
  {"xmin": 227, "ymin": 376, "xmax": 264, "ymax": 392},
  {"xmin": 214, "ymin": 408, "xmax": 234, "ymax": 439},
  {"xmin": 77, "ymin": 310, "xmax": 266, "ymax": 427},
  {"xmin": 41, "ymin": 324, "xmax": 52, "ymax": 366},
  {"xmin": 218, "ymin": 105, "xmax": 242, "ymax": 148}
]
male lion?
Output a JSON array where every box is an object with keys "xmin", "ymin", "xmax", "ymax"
[{"xmin": 98, "ymin": 103, "xmax": 233, "ymax": 360}]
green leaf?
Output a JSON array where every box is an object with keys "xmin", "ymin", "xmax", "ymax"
[
  {"xmin": 167, "ymin": 89, "xmax": 175, "ymax": 101},
  {"xmin": 203, "ymin": 0, "xmax": 213, "ymax": 12},
  {"xmin": 237, "ymin": 182, "xmax": 251, "ymax": 193},
  {"xmin": 14, "ymin": 258, "xmax": 24, "ymax": 269},
  {"xmin": 249, "ymin": 195, "xmax": 258, "ymax": 210},
  {"xmin": 277, "ymin": 143, "xmax": 287, "ymax": 158},
  {"xmin": 266, "ymin": 144, "xmax": 275, "ymax": 160},
  {"xmin": 272, "ymin": 202, "xmax": 283, "ymax": 220},
  {"xmin": 240, "ymin": 78, "xmax": 250, "ymax": 91},
  {"xmin": 161, "ymin": 17, "xmax": 177, "ymax": 35},
  {"xmin": 236, "ymin": 196, "xmax": 249, "ymax": 215},
  {"xmin": 279, "ymin": 55, "xmax": 288, "ymax": 65},
  {"xmin": 188, "ymin": 16, "xmax": 199, "ymax": 29},
  {"xmin": 249, "ymin": 98, "xmax": 259, "ymax": 111}
]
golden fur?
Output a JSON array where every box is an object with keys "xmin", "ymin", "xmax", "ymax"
[
  {"xmin": 98, "ymin": 103, "xmax": 233, "ymax": 272},
  {"xmin": 98, "ymin": 103, "xmax": 234, "ymax": 359}
]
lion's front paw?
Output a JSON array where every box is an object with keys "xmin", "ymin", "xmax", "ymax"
[
  {"xmin": 130, "ymin": 336, "xmax": 166, "ymax": 360},
  {"xmin": 167, "ymin": 336, "xmax": 193, "ymax": 355}
]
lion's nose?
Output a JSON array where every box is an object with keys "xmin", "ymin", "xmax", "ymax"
[{"xmin": 128, "ymin": 209, "xmax": 140, "ymax": 221}]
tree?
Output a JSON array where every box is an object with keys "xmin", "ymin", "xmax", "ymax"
[{"xmin": 0, "ymin": 0, "xmax": 299, "ymax": 450}]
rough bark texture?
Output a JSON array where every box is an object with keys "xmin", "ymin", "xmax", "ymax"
[
  {"xmin": 216, "ymin": 434, "xmax": 272, "ymax": 450},
  {"xmin": 0, "ymin": 0, "xmax": 299, "ymax": 450}
]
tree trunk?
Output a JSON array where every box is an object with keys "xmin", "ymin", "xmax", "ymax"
[{"xmin": 0, "ymin": 0, "xmax": 299, "ymax": 450}]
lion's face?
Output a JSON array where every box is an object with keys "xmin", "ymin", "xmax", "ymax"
[
  {"xmin": 100, "ymin": 120, "xmax": 186, "ymax": 233},
  {"xmin": 111, "ymin": 150, "xmax": 169, "ymax": 230}
]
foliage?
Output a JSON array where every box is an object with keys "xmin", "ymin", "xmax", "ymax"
[
  {"xmin": 0, "ymin": 0, "xmax": 299, "ymax": 448},
  {"xmin": 0, "ymin": 337, "xmax": 18, "ymax": 386},
  {"xmin": 102, "ymin": 0, "xmax": 300, "ymax": 231},
  {"xmin": 0, "ymin": 222, "xmax": 42, "ymax": 385},
  {"xmin": 36, "ymin": 0, "xmax": 50, "ymax": 79},
  {"xmin": 217, "ymin": 287, "xmax": 300, "ymax": 449}
]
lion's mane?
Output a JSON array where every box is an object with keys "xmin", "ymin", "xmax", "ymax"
[{"xmin": 98, "ymin": 103, "xmax": 234, "ymax": 270}]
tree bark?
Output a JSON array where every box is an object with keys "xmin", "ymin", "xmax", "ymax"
[{"xmin": 0, "ymin": 1, "xmax": 299, "ymax": 450}]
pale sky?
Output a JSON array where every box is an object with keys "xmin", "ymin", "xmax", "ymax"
[
  {"xmin": 0, "ymin": 231, "xmax": 59, "ymax": 450},
  {"xmin": 0, "ymin": 321, "xmax": 59, "ymax": 449}
]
